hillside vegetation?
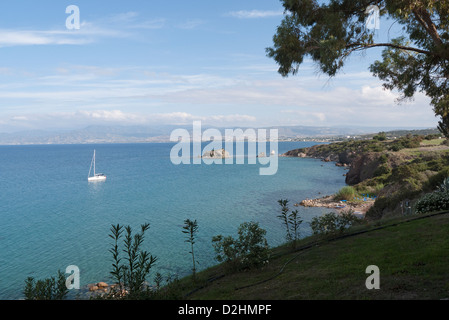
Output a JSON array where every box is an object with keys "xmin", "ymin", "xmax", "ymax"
[
  {"xmin": 178, "ymin": 212, "xmax": 449, "ymax": 300},
  {"xmin": 284, "ymin": 133, "xmax": 449, "ymax": 220}
]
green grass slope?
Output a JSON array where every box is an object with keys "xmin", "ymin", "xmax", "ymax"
[{"xmin": 178, "ymin": 212, "xmax": 449, "ymax": 300}]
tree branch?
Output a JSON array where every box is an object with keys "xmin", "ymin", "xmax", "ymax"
[
  {"xmin": 412, "ymin": 8, "xmax": 443, "ymax": 47},
  {"xmin": 347, "ymin": 42, "xmax": 432, "ymax": 55}
]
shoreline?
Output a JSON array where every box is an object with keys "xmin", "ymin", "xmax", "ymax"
[
  {"xmin": 281, "ymin": 149, "xmax": 374, "ymax": 218},
  {"xmin": 296, "ymin": 195, "xmax": 375, "ymax": 218}
]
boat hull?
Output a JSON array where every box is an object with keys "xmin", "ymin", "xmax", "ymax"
[{"xmin": 88, "ymin": 176, "xmax": 107, "ymax": 182}]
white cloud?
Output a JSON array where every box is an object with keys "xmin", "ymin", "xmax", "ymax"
[
  {"xmin": 0, "ymin": 29, "xmax": 89, "ymax": 47},
  {"xmin": 1, "ymin": 110, "xmax": 257, "ymax": 132},
  {"xmin": 109, "ymin": 12, "xmax": 140, "ymax": 23},
  {"xmin": 75, "ymin": 110, "xmax": 257, "ymax": 125},
  {"xmin": 100, "ymin": 11, "xmax": 165, "ymax": 29},
  {"xmin": 0, "ymin": 22, "xmax": 128, "ymax": 47},
  {"xmin": 176, "ymin": 19, "xmax": 205, "ymax": 30},
  {"xmin": 227, "ymin": 10, "xmax": 284, "ymax": 19},
  {"xmin": 10, "ymin": 116, "xmax": 28, "ymax": 121},
  {"xmin": 76, "ymin": 110, "xmax": 142, "ymax": 122},
  {"xmin": 126, "ymin": 18, "xmax": 166, "ymax": 30},
  {"xmin": 281, "ymin": 110, "xmax": 327, "ymax": 124},
  {"xmin": 0, "ymin": 9, "xmax": 167, "ymax": 48},
  {"xmin": 0, "ymin": 63, "xmax": 437, "ymax": 131}
]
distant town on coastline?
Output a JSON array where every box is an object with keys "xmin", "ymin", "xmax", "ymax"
[{"xmin": 0, "ymin": 125, "xmax": 440, "ymax": 146}]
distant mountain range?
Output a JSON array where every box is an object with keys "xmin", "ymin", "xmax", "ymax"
[{"xmin": 0, "ymin": 125, "xmax": 439, "ymax": 145}]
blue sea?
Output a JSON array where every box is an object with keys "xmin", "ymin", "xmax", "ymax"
[{"xmin": 0, "ymin": 142, "xmax": 347, "ymax": 300}]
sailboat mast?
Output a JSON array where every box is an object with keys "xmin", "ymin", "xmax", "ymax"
[{"xmin": 93, "ymin": 150, "xmax": 96, "ymax": 175}]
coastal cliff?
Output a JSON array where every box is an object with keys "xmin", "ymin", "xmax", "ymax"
[
  {"xmin": 283, "ymin": 134, "xmax": 449, "ymax": 220},
  {"xmin": 282, "ymin": 144, "xmax": 385, "ymax": 185}
]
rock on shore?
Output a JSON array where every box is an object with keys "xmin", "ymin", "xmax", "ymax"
[{"xmin": 298, "ymin": 195, "xmax": 374, "ymax": 216}]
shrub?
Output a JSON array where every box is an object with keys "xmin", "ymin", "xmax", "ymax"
[
  {"xmin": 108, "ymin": 223, "xmax": 157, "ymax": 299},
  {"xmin": 212, "ymin": 221, "xmax": 270, "ymax": 272},
  {"xmin": 378, "ymin": 154, "xmax": 388, "ymax": 164},
  {"xmin": 402, "ymin": 135, "xmax": 422, "ymax": 148},
  {"xmin": 438, "ymin": 177, "xmax": 449, "ymax": 192},
  {"xmin": 388, "ymin": 135, "xmax": 422, "ymax": 151},
  {"xmin": 310, "ymin": 210, "xmax": 359, "ymax": 236},
  {"xmin": 277, "ymin": 199, "xmax": 303, "ymax": 248},
  {"xmin": 374, "ymin": 164, "xmax": 391, "ymax": 177},
  {"xmin": 390, "ymin": 144, "xmax": 404, "ymax": 152},
  {"xmin": 390, "ymin": 164, "xmax": 420, "ymax": 183},
  {"xmin": 367, "ymin": 143, "xmax": 385, "ymax": 152},
  {"xmin": 426, "ymin": 168, "xmax": 449, "ymax": 191},
  {"xmin": 373, "ymin": 132, "xmax": 387, "ymax": 141},
  {"xmin": 374, "ymin": 183, "xmax": 385, "ymax": 195},
  {"xmin": 424, "ymin": 134, "xmax": 441, "ymax": 140},
  {"xmin": 23, "ymin": 271, "xmax": 68, "ymax": 300},
  {"xmin": 427, "ymin": 157, "xmax": 446, "ymax": 171},
  {"xmin": 182, "ymin": 219, "xmax": 199, "ymax": 281},
  {"xmin": 334, "ymin": 186, "xmax": 356, "ymax": 201},
  {"xmin": 416, "ymin": 177, "xmax": 449, "ymax": 214},
  {"xmin": 150, "ymin": 272, "xmax": 182, "ymax": 300},
  {"xmin": 415, "ymin": 191, "xmax": 449, "ymax": 214}
]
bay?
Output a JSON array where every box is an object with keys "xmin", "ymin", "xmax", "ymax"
[{"xmin": 0, "ymin": 142, "xmax": 347, "ymax": 299}]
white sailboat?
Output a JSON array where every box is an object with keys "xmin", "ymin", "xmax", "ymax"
[{"xmin": 88, "ymin": 150, "xmax": 106, "ymax": 182}]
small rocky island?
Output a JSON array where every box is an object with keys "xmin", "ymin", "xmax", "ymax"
[{"xmin": 202, "ymin": 148, "xmax": 230, "ymax": 159}]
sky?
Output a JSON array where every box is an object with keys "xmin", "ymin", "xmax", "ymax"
[{"xmin": 0, "ymin": 0, "xmax": 439, "ymax": 133}]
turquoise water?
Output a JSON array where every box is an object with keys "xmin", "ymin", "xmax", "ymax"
[{"xmin": 0, "ymin": 142, "xmax": 347, "ymax": 299}]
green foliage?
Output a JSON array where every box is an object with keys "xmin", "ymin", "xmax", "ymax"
[
  {"xmin": 366, "ymin": 187, "xmax": 423, "ymax": 220},
  {"xmin": 388, "ymin": 134, "xmax": 422, "ymax": 151},
  {"xmin": 416, "ymin": 176, "xmax": 449, "ymax": 214},
  {"xmin": 416, "ymin": 191, "xmax": 449, "ymax": 214},
  {"xmin": 23, "ymin": 271, "xmax": 68, "ymax": 300},
  {"xmin": 368, "ymin": 143, "xmax": 385, "ymax": 152},
  {"xmin": 437, "ymin": 110, "xmax": 449, "ymax": 138},
  {"xmin": 149, "ymin": 272, "xmax": 182, "ymax": 300},
  {"xmin": 310, "ymin": 210, "xmax": 359, "ymax": 236},
  {"xmin": 212, "ymin": 221, "xmax": 270, "ymax": 272},
  {"xmin": 378, "ymin": 153, "xmax": 389, "ymax": 164},
  {"xmin": 424, "ymin": 133, "xmax": 442, "ymax": 140},
  {"xmin": 373, "ymin": 132, "xmax": 387, "ymax": 141},
  {"xmin": 277, "ymin": 199, "xmax": 303, "ymax": 247},
  {"xmin": 108, "ymin": 223, "xmax": 157, "ymax": 299},
  {"xmin": 390, "ymin": 144, "xmax": 404, "ymax": 152},
  {"xmin": 334, "ymin": 186, "xmax": 356, "ymax": 201},
  {"xmin": 296, "ymin": 133, "xmax": 449, "ymax": 220},
  {"xmin": 356, "ymin": 183, "xmax": 385, "ymax": 198},
  {"xmin": 438, "ymin": 177, "xmax": 449, "ymax": 192},
  {"xmin": 426, "ymin": 167, "xmax": 449, "ymax": 190},
  {"xmin": 182, "ymin": 219, "xmax": 199, "ymax": 280},
  {"xmin": 374, "ymin": 163, "xmax": 391, "ymax": 177},
  {"xmin": 389, "ymin": 161, "xmax": 426, "ymax": 183},
  {"xmin": 267, "ymin": 1, "xmax": 449, "ymax": 119}
]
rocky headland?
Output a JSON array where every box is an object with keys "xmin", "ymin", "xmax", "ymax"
[{"xmin": 282, "ymin": 134, "xmax": 449, "ymax": 220}]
